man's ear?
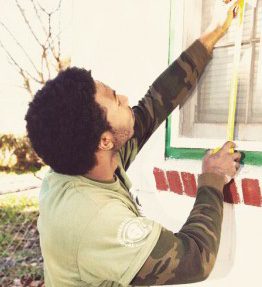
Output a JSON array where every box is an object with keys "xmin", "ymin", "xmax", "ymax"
[{"xmin": 98, "ymin": 131, "xmax": 114, "ymax": 151}]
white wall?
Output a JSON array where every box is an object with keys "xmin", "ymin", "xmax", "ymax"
[
  {"xmin": 72, "ymin": 0, "xmax": 170, "ymax": 106},
  {"xmin": 72, "ymin": 1, "xmax": 262, "ymax": 286}
]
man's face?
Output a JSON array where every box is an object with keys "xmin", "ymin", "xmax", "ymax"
[{"xmin": 95, "ymin": 81, "xmax": 135, "ymax": 151}]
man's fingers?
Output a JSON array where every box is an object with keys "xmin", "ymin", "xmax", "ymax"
[
  {"xmin": 221, "ymin": 141, "xmax": 236, "ymax": 153},
  {"xmin": 232, "ymin": 151, "xmax": 241, "ymax": 161},
  {"xmin": 224, "ymin": 0, "xmax": 240, "ymax": 18},
  {"xmin": 232, "ymin": 1, "xmax": 240, "ymax": 17},
  {"xmin": 233, "ymin": 5, "xmax": 239, "ymax": 17},
  {"xmin": 224, "ymin": 174, "xmax": 232, "ymax": 184},
  {"xmin": 227, "ymin": 162, "xmax": 238, "ymax": 177},
  {"xmin": 234, "ymin": 161, "xmax": 241, "ymax": 171}
]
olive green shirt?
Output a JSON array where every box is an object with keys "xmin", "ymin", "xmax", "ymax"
[{"xmin": 38, "ymin": 158, "xmax": 162, "ymax": 286}]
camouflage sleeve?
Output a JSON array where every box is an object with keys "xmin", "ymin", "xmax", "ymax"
[
  {"xmin": 134, "ymin": 39, "xmax": 211, "ymax": 151},
  {"xmin": 120, "ymin": 40, "xmax": 212, "ymax": 170},
  {"xmin": 130, "ymin": 173, "xmax": 224, "ymax": 286}
]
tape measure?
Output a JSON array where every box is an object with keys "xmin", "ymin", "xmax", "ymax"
[{"xmin": 212, "ymin": 0, "xmax": 246, "ymax": 155}]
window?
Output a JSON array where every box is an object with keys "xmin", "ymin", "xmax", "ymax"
[{"xmin": 166, "ymin": 0, "xmax": 262, "ymax": 165}]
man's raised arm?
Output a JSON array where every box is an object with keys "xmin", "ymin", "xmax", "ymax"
[{"xmin": 133, "ymin": 1, "xmax": 239, "ymax": 154}]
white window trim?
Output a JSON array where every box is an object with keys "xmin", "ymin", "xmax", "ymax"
[{"xmin": 169, "ymin": 0, "xmax": 262, "ymax": 153}]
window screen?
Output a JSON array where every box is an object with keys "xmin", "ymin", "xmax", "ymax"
[
  {"xmin": 180, "ymin": 0, "xmax": 262, "ymax": 141},
  {"xmin": 198, "ymin": 0, "xmax": 261, "ymax": 123}
]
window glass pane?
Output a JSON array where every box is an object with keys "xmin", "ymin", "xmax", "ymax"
[
  {"xmin": 197, "ymin": 46, "xmax": 233, "ymax": 123},
  {"xmin": 255, "ymin": 0, "xmax": 262, "ymax": 38},
  {"xmin": 197, "ymin": 45, "xmax": 251, "ymax": 124},
  {"xmin": 179, "ymin": 0, "xmax": 262, "ymax": 141},
  {"xmin": 251, "ymin": 43, "xmax": 262, "ymax": 122}
]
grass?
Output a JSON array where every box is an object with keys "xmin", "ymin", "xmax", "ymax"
[{"xmin": 0, "ymin": 189, "xmax": 44, "ymax": 286}]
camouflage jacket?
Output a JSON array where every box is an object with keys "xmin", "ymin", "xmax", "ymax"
[{"xmin": 123, "ymin": 40, "xmax": 225, "ymax": 285}]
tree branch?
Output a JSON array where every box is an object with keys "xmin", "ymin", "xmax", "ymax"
[
  {"xmin": 0, "ymin": 40, "xmax": 41, "ymax": 88},
  {"xmin": 0, "ymin": 20, "xmax": 41, "ymax": 76},
  {"xmin": 30, "ymin": 0, "xmax": 48, "ymax": 36},
  {"xmin": 41, "ymin": 46, "xmax": 51, "ymax": 80},
  {"xmin": 31, "ymin": 0, "xmax": 63, "ymax": 71},
  {"xmin": 15, "ymin": 0, "xmax": 42, "ymax": 47},
  {"xmin": 37, "ymin": 0, "xmax": 63, "ymax": 68},
  {"xmin": 0, "ymin": 0, "xmax": 66, "ymax": 97},
  {"xmin": 57, "ymin": 2, "xmax": 62, "ymax": 63},
  {"xmin": 37, "ymin": 0, "xmax": 62, "ymax": 15}
]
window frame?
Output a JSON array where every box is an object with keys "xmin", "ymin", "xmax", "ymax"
[{"xmin": 165, "ymin": 0, "xmax": 262, "ymax": 166}]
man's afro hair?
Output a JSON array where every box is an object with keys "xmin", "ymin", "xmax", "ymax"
[{"xmin": 25, "ymin": 67, "xmax": 111, "ymax": 175}]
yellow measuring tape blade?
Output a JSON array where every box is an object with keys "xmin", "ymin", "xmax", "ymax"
[
  {"xmin": 239, "ymin": 0, "xmax": 245, "ymax": 24},
  {"xmin": 212, "ymin": 0, "xmax": 246, "ymax": 155},
  {"xmin": 226, "ymin": 0, "xmax": 246, "ymax": 142}
]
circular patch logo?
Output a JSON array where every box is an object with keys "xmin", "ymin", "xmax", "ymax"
[{"xmin": 118, "ymin": 218, "xmax": 153, "ymax": 247}]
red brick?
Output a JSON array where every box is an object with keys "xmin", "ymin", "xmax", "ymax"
[
  {"xmin": 181, "ymin": 172, "xmax": 197, "ymax": 197},
  {"xmin": 166, "ymin": 171, "xmax": 183, "ymax": 195},
  {"xmin": 242, "ymin": 179, "xmax": 262, "ymax": 207},
  {"xmin": 223, "ymin": 179, "xmax": 240, "ymax": 204},
  {"xmin": 153, "ymin": 168, "xmax": 169, "ymax": 191}
]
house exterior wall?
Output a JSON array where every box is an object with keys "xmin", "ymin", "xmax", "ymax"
[{"xmin": 72, "ymin": 1, "xmax": 262, "ymax": 286}]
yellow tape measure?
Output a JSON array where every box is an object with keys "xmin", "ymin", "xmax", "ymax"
[
  {"xmin": 239, "ymin": 0, "xmax": 245, "ymax": 24},
  {"xmin": 212, "ymin": 0, "xmax": 246, "ymax": 155}
]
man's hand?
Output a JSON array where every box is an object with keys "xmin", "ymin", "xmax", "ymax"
[
  {"xmin": 202, "ymin": 141, "xmax": 241, "ymax": 185},
  {"xmin": 200, "ymin": 0, "xmax": 240, "ymax": 53}
]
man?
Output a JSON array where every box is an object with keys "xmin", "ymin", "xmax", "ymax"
[{"xmin": 25, "ymin": 1, "xmax": 241, "ymax": 286}]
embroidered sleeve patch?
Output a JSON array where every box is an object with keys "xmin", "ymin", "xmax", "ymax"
[{"xmin": 117, "ymin": 218, "xmax": 153, "ymax": 247}]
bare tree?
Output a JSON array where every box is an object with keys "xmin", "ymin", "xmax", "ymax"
[{"xmin": 0, "ymin": 0, "xmax": 70, "ymax": 97}]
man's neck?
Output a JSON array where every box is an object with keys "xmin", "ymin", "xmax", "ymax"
[{"xmin": 84, "ymin": 151, "xmax": 119, "ymax": 182}]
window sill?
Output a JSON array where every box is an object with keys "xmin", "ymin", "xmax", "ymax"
[{"xmin": 166, "ymin": 116, "xmax": 262, "ymax": 166}]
